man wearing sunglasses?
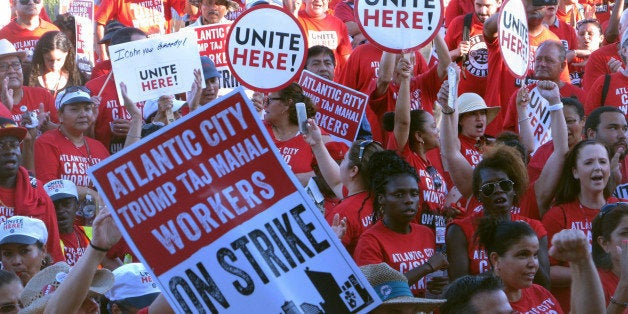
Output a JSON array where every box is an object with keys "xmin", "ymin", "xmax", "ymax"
[{"xmin": 0, "ymin": 0, "xmax": 59, "ymax": 81}]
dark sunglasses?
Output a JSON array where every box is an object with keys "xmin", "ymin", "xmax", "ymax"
[
  {"xmin": 0, "ymin": 302, "xmax": 22, "ymax": 312},
  {"xmin": 358, "ymin": 140, "xmax": 373, "ymax": 161},
  {"xmin": 598, "ymin": 201, "xmax": 628, "ymax": 220},
  {"xmin": 18, "ymin": 0, "xmax": 41, "ymax": 4},
  {"xmin": 426, "ymin": 165, "xmax": 443, "ymax": 190},
  {"xmin": 264, "ymin": 97, "xmax": 282, "ymax": 106},
  {"xmin": 479, "ymin": 179, "xmax": 514, "ymax": 197}
]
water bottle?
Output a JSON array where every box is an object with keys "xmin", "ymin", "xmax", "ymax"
[{"xmin": 81, "ymin": 195, "xmax": 97, "ymax": 226}]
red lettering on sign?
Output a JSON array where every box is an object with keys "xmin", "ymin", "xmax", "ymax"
[
  {"xmin": 232, "ymin": 48, "xmax": 288, "ymax": 70},
  {"xmin": 362, "ymin": 9, "xmax": 424, "ymax": 29}
]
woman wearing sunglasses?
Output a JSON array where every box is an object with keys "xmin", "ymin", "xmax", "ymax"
[
  {"xmin": 384, "ymin": 53, "xmax": 454, "ymax": 237},
  {"xmin": 446, "ymin": 145, "xmax": 550, "ymax": 287},
  {"xmin": 592, "ymin": 202, "xmax": 628, "ymax": 313},
  {"xmin": 354, "ymin": 150, "xmax": 448, "ymax": 297},
  {"xmin": 304, "ymin": 121, "xmax": 384, "ymax": 255},
  {"xmin": 542, "ymin": 139, "xmax": 618, "ymax": 312}
]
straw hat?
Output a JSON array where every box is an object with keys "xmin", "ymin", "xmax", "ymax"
[
  {"xmin": 457, "ymin": 93, "xmax": 500, "ymax": 125},
  {"xmin": 20, "ymin": 262, "xmax": 114, "ymax": 314},
  {"xmin": 360, "ymin": 263, "xmax": 445, "ymax": 313},
  {"xmin": 0, "ymin": 39, "xmax": 26, "ymax": 60}
]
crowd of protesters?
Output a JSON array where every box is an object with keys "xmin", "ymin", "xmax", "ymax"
[{"xmin": 0, "ymin": 0, "xmax": 627, "ymax": 311}]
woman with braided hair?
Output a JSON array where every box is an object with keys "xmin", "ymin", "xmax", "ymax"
[{"xmin": 353, "ymin": 150, "xmax": 448, "ymax": 297}]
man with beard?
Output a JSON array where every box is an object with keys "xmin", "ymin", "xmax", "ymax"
[
  {"xmin": 584, "ymin": 106, "xmax": 628, "ymax": 198},
  {"xmin": 483, "ymin": 0, "xmax": 570, "ymax": 136},
  {"xmin": 0, "ymin": 117, "xmax": 63, "ymax": 262},
  {"xmin": 445, "ymin": 0, "xmax": 500, "ymax": 98},
  {"xmin": 502, "ymin": 40, "xmax": 585, "ymax": 134}
]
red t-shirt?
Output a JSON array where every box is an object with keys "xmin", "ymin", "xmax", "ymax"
[
  {"xmin": 90, "ymin": 60, "xmax": 111, "ymax": 80},
  {"xmin": 548, "ymin": 18, "xmax": 579, "ymax": 52},
  {"xmin": 484, "ymin": 27, "xmax": 568, "ymax": 137},
  {"xmin": 585, "ymin": 71, "xmax": 628, "ymax": 116},
  {"xmin": 459, "ymin": 134, "xmax": 482, "ymax": 167},
  {"xmin": 510, "ymin": 284, "xmax": 564, "ymax": 313},
  {"xmin": 34, "ymin": 129, "xmax": 110, "ymax": 188},
  {"xmin": 10, "ymin": 86, "xmax": 58, "ymax": 125},
  {"xmin": 95, "ymin": 0, "xmax": 166, "ymax": 35},
  {"xmin": 528, "ymin": 140, "xmax": 554, "ymax": 186},
  {"xmin": 448, "ymin": 212, "xmax": 547, "ymax": 275},
  {"xmin": 85, "ymin": 73, "xmax": 136, "ymax": 154},
  {"xmin": 354, "ymin": 221, "xmax": 435, "ymax": 296},
  {"xmin": 542, "ymin": 198, "xmax": 611, "ymax": 312},
  {"xmin": 265, "ymin": 123, "xmax": 314, "ymax": 174},
  {"xmin": 502, "ymin": 82, "xmax": 585, "ymax": 133},
  {"xmin": 444, "ymin": 0, "xmax": 474, "ymax": 27},
  {"xmin": 597, "ymin": 268, "xmax": 619, "ymax": 306},
  {"xmin": 0, "ymin": 167, "xmax": 64, "ymax": 263},
  {"xmin": 298, "ymin": 11, "xmax": 353, "ymax": 77},
  {"xmin": 582, "ymin": 42, "xmax": 622, "ymax": 92},
  {"xmin": 0, "ymin": 20, "xmax": 59, "ymax": 58},
  {"xmin": 325, "ymin": 191, "xmax": 373, "ymax": 255},
  {"xmin": 445, "ymin": 13, "xmax": 489, "ymax": 97},
  {"xmin": 59, "ymin": 225, "xmax": 90, "ymax": 266}
]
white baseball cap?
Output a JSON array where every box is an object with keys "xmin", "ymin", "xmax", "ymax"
[
  {"xmin": 44, "ymin": 179, "xmax": 78, "ymax": 201},
  {"xmin": 105, "ymin": 263, "xmax": 160, "ymax": 308},
  {"xmin": 0, "ymin": 216, "xmax": 48, "ymax": 246}
]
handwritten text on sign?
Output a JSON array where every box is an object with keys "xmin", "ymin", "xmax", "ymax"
[
  {"xmin": 355, "ymin": 0, "xmax": 443, "ymax": 52},
  {"xmin": 226, "ymin": 5, "xmax": 307, "ymax": 92},
  {"xmin": 299, "ymin": 70, "xmax": 367, "ymax": 143},
  {"xmin": 89, "ymin": 89, "xmax": 380, "ymax": 313},
  {"xmin": 109, "ymin": 31, "xmax": 201, "ymax": 102},
  {"xmin": 499, "ymin": 0, "xmax": 529, "ymax": 78}
]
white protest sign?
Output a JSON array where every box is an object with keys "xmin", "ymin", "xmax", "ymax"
[
  {"xmin": 299, "ymin": 70, "xmax": 367, "ymax": 144},
  {"xmin": 525, "ymin": 85, "xmax": 552, "ymax": 154},
  {"xmin": 499, "ymin": 0, "xmax": 530, "ymax": 78},
  {"xmin": 193, "ymin": 23, "xmax": 241, "ymax": 90},
  {"xmin": 89, "ymin": 88, "xmax": 381, "ymax": 313},
  {"xmin": 355, "ymin": 0, "xmax": 443, "ymax": 52},
  {"xmin": 226, "ymin": 5, "xmax": 307, "ymax": 92},
  {"xmin": 59, "ymin": 0, "xmax": 95, "ymax": 78},
  {"xmin": 109, "ymin": 31, "xmax": 201, "ymax": 103}
]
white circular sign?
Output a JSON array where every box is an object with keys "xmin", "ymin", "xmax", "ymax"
[
  {"xmin": 355, "ymin": 0, "xmax": 444, "ymax": 52},
  {"xmin": 226, "ymin": 5, "xmax": 307, "ymax": 92},
  {"xmin": 499, "ymin": 0, "xmax": 530, "ymax": 78}
]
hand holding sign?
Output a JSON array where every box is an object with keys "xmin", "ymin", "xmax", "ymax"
[
  {"xmin": 536, "ymin": 80, "xmax": 561, "ymax": 104},
  {"xmin": 499, "ymin": 0, "xmax": 529, "ymax": 78}
]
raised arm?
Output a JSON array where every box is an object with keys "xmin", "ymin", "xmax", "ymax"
[
  {"xmin": 373, "ymin": 52, "xmax": 396, "ymax": 98},
  {"xmin": 434, "ymin": 33, "xmax": 452, "ymax": 80},
  {"xmin": 534, "ymin": 81, "xmax": 568, "ymax": 218},
  {"xmin": 393, "ymin": 54, "xmax": 413, "ymax": 151},
  {"xmin": 549, "ymin": 229, "xmax": 606, "ymax": 314},
  {"xmin": 120, "ymin": 82, "xmax": 143, "ymax": 147},
  {"xmin": 303, "ymin": 119, "xmax": 343, "ymax": 198},
  {"xmin": 515, "ymin": 86, "xmax": 534, "ymax": 154}
]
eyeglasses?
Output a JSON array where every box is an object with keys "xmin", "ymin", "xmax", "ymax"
[
  {"xmin": 18, "ymin": 0, "xmax": 40, "ymax": 4},
  {"xmin": 358, "ymin": 140, "xmax": 373, "ymax": 161},
  {"xmin": 426, "ymin": 165, "xmax": 443, "ymax": 190},
  {"xmin": 479, "ymin": 179, "xmax": 514, "ymax": 197},
  {"xmin": 264, "ymin": 97, "xmax": 282, "ymax": 107},
  {"xmin": 598, "ymin": 201, "xmax": 628, "ymax": 220},
  {"xmin": 0, "ymin": 301, "xmax": 22, "ymax": 312},
  {"xmin": 0, "ymin": 62, "xmax": 21, "ymax": 72},
  {"xmin": 58, "ymin": 86, "xmax": 91, "ymax": 106}
]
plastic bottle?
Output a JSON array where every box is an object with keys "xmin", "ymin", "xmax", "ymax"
[{"xmin": 81, "ymin": 195, "xmax": 97, "ymax": 226}]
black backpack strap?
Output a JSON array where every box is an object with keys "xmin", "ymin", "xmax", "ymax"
[
  {"xmin": 463, "ymin": 13, "xmax": 472, "ymax": 42},
  {"xmin": 600, "ymin": 73, "xmax": 611, "ymax": 106}
]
